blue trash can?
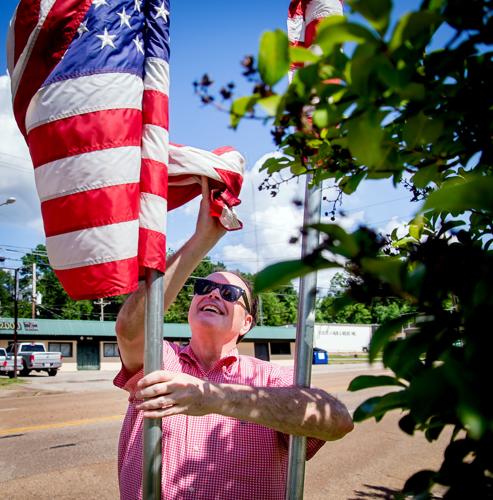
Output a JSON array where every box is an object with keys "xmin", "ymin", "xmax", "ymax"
[{"xmin": 312, "ymin": 347, "xmax": 329, "ymax": 365}]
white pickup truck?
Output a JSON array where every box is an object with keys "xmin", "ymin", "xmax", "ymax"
[
  {"xmin": 0, "ymin": 347, "xmax": 21, "ymax": 378},
  {"xmin": 6, "ymin": 342, "xmax": 62, "ymax": 377}
]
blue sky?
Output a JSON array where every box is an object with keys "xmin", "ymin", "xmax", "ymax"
[{"xmin": 0, "ymin": 1, "xmax": 443, "ymax": 293}]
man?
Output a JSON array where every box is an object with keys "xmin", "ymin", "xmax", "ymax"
[{"xmin": 115, "ymin": 180, "xmax": 353, "ymax": 499}]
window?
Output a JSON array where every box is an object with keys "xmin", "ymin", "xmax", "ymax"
[
  {"xmin": 104, "ymin": 343, "xmax": 120, "ymax": 358},
  {"xmin": 270, "ymin": 342, "xmax": 291, "ymax": 355},
  {"xmin": 48, "ymin": 342, "xmax": 73, "ymax": 357}
]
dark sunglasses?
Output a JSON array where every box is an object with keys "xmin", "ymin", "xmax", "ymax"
[{"xmin": 193, "ymin": 278, "xmax": 251, "ymax": 314}]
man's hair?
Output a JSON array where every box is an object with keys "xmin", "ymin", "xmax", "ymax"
[{"xmin": 212, "ymin": 268, "xmax": 258, "ymax": 336}]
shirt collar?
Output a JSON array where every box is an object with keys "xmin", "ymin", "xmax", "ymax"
[{"xmin": 179, "ymin": 344, "xmax": 239, "ymax": 372}]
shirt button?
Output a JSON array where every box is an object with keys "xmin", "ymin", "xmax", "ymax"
[
  {"xmin": 193, "ymin": 445, "xmax": 199, "ymax": 452},
  {"xmin": 189, "ymin": 487, "xmax": 196, "ymax": 493}
]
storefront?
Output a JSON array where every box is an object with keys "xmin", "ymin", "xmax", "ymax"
[{"xmin": 0, "ymin": 318, "xmax": 296, "ymax": 371}]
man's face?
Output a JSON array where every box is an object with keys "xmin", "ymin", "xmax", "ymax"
[{"xmin": 188, "ymin": 272, "xmax": 253, "ymax": 343}]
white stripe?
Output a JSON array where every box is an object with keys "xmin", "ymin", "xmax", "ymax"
[
  {"xmin": 34, "ymin": 146, "xmax": 141, "ymax": 202},
  {"xmin": 26, "ymin": 73, "xmax": 143, "ymax": 132},
  {"xmin": 10, "ymin": 0, "xmax": 57, "ymax": 100},
  {"xmin": 47, "ymin": 220, "xmax": 139, "ymax": 270},
  {"xmin": 141, "ymin": 124, "xmax": 169, "ymax": 163},
  {"xmin": 139, "ymin": 193, "xmax": 167, "ymax": 234},
  {"xmin": 287, "ymin": 16, "xmax": 305, "ymax": 43},
  {"xmin": 305, "ymin": 0, "xmax": 343, "ymax": 25},
  {"xmin": 168, "ymin": 146, "xmax": 244, "ymax": 179},
  {"xmin": 144, "ymin": 57, "xmax": 170, "ymax": 94}
]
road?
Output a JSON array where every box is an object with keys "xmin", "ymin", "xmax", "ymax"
[{"xmin": 0, "ymin": 366, "xmax": 448, "ymax": 499}]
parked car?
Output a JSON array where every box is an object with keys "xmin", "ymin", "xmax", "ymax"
[
  {"xmin": 0, "ymin": 347, "xmax": 21, "ymax": 378},
  {"xmin": 6, "ymin": 342, "xmax": 62, "ymax": 377}
]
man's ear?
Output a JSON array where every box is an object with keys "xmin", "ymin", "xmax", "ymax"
[{"xmin": 239, "ymin": 313, "xmax": 253, "ymax": 336}]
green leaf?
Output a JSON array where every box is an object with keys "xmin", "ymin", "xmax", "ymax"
[
  {"xmin": 353, "ymin": 391, "xmax": 408, "ymax": 422},
  {"xmin": 257, "ymin": 95, "xmax": 282, "ymax": 116},
  {"xmin": 348, "ymin": 375, "xmax": 406, "ymax": 392},
  {"xmin": 289, "ymin": 45, "xmax": 319, "ymax": 64},
  {"xmin": 260, "ymin": 156, "xmax": 290, "ymax": 174},
  {"xmin": 369, "ymin": 313, "xmax": 416, "ymax": 362},
  {"xmin": 310, "ymin": 224, "xmax": 359, "ymax": 258},
  {"xmin": 258, "ymin": 30, "xmax": 290, "ymax": 87},
  {"xmin": 316, "ymin": 16, "xmax": 379, "ymax": 55},
  {"xmin": 403, "ymin": 470, "xmax": 437, "ymax": 496},
  {"xmin": 403, "ymin": 112, "xmax": 441, "ymax": 148},
  {"xmin": 412, "ymin": 164, "xmax": 440, "ymax": 189},
  {"xmin": 254, "ymin": 258, "xmax": 340, "ymax": 293},
  {"xmin": 339, "ymin": 171, "xmax": 366, "ymax": 195},
  {"xmin": 423, "ymin": 176, "xmax": 493, "ymax": 213},
  {"xmin": 348, "ymin": 0, "xmax": 392, "ymax": 36},
  {"xmin": 230, "ymin": 95, "xmax": 259, "ymax": 129},
  {"xmin": 360, "ymin": 256, "xmax": 404, "ymax": 288},
  {"xmin": 389, "ymin": 11, "xmax": 441, "ymax": 53},
  {"xmin": 347, "ymin": 113, "xmax": 386, "ymax": 167}
]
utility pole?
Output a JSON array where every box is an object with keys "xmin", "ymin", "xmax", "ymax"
[
  {"xmin": 94, "ymin": 298, "xmax": 111, "ymax": 321},
  {"xmin": 31, "ymin": 262, "xmax": 36, "ymax": 319},
  {"xmin": 13, "ymin": 268, "xmax": 19, "ymax": 379}
]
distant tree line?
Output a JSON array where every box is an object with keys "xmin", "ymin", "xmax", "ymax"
[{"xmin": 1, "ymin": 246, "xmax": 410, "ymax": 326}]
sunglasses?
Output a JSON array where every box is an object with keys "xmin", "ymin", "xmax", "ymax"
[{"xmin": 193, "ymin": 278, "xmax": 251, "ymax": 314}]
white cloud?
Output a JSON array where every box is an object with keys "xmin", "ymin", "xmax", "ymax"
[
  {"xmin": 378, "ymin": 216, "xmax": 408, "ymax": 239},
  {"xmin": 0, "ymin": 74, "xmax": 43, "ymax": 239}
]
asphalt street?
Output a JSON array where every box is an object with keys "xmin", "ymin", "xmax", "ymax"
[{"xmin": 0, "ymin": 365, "xmax": 449, "ymax": 499}]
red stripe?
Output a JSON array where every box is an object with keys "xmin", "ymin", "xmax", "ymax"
[
  {"xmin": 213, "ymin": 168, "xmax": 243, "ymax": 198},
  {"xmin": 167, "ymin": 182, "xmax": 201, "ymax": 211},
  {"xmin": 41, "ymin": 183, "xmax": 140, "ymax": 237},
  {"xmin": 305, "ymin": 18, "xmax": 323, "ymax": 47},
  {"xmin": 143, "ymin": 90, "xmax": 169, "ymax": 129},
  {"xmin": 28, "ymin": 108, "xmax": 142, "ymax": 168},
  {"xmin": 212, "ymin": 146, "xmax": 235, "ymax": 156},
  {"xmin": 288, "ymin": 0, "xmax": 305, "ymax": 18},
  {"xmin": 140, "ymin": 159, "xmax": 168, "ymax": 198},
  {"xmin": 138, "ymin": 228, "xmax": 166, "ymax": 272},
  {"xmin": 55, "ymin": 257, "xmax": 139, "ymax": 300},
  {"xmin": 13, "ymin": 0, "xmax": 93, "ymax": 137},
  {"xmin": 12, "ymin": 0, "xmax": 40, "ymax": 67}
]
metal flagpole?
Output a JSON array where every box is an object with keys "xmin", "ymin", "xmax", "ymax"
[
  {"xmin": 285, "ymin": 175, "xmax": 322, "ymax": 500},
  {"xmin": 143, "ymin": 269, "xmax": 165, "ymax": 499}
]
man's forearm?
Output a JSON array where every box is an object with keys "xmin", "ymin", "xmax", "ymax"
[
  {"xmin": 115, "ymin": 231, "xmax": 222, "ymax": 372},
  {"xmin": 207, "ymin": 383, "xmax": 354, "ymax": 441}
]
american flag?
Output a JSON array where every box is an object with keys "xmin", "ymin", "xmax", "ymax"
[
  {"xmin": 8, "ymin": 0, "xmax": 244, "ymax": 300},
  {"xmin": 288, "ymin": 0, "xmax": 344, "ymax": 78}
]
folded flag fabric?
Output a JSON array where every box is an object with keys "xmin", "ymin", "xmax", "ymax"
[
  {"xmin": 8, "ymin": 0, "xmax": 244, "ymax": 300},
  {"xmin": 287, "ymin": 0, "xmax": 343, "ymax": 78}
]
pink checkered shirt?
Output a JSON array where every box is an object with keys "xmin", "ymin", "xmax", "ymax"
[{"xmin": 114, "ymin": 342, "xmax": 326, "ymax": 500}]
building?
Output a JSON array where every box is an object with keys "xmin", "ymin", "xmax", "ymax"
[{"xmin": 0, "ymin": 317, "xmax": 296, "ymax": 371}]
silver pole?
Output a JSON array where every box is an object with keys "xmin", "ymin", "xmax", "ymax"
[
  {"xmin": 285, "ymin": 175, "xmax": 322, "ymax": 500},
  {"xmin": 143, "ymin": 268, "xmax": 164, "ymax": 499}
]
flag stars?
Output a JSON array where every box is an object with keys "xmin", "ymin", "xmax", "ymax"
[
  {"xmin": 77, "ymin": 20, "xmax": 90, "ymax": 38},
  {"xmin": 154, "ymin": 2, "xmax": 169, "ymax": 22},
  {"xmin": 93, "ymin": 0, "xmax": 108, "ymax": 8},
  {"xmin": 96, "ymin": 27, "xmax": 117, "ymax": 49},
  {"xmin": 117, "ymin": 7, "xmax": 132, "ymax": 28},
  {"xmin": 133, "ymin": 36, "xmax": 144, "ymax": 55},
  {"xmin": 134, "ymin": 0, "xmax": 142, "ymax": 13}
]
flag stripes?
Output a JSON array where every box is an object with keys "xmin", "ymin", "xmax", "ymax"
[{"xmin": 10, "ymin": 0, "xmax": 244, "ymax": 300}]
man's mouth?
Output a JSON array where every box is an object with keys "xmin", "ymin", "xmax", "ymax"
[{"xmin": 200, "ymin": 304, "xmax": 223, "ymax": 315}]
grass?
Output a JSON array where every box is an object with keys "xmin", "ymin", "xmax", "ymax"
[{"xmin": 0, "ymin": 377, "xmax": 26, "ymax": 389}]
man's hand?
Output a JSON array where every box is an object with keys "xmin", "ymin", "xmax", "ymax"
[
  {"xmin": 134, "ymin": 370, "xmax": 354, "ymax": 441},
  {"xmin": 193, "ymin": 177, "xmax": 226, "ymax": 246},
  {"xmin": 135, "ymin": 370, "xmax": 212, "ymax": 418}
]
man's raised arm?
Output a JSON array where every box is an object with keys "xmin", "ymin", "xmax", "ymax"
[{"xmin": 115, "ymin": 179, "xmax": 226, "ymax": 374}]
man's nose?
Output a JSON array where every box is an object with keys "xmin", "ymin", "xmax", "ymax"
[{"xmin": 208, "ymin": 287, "xmax": 221, "ymax": 299}]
